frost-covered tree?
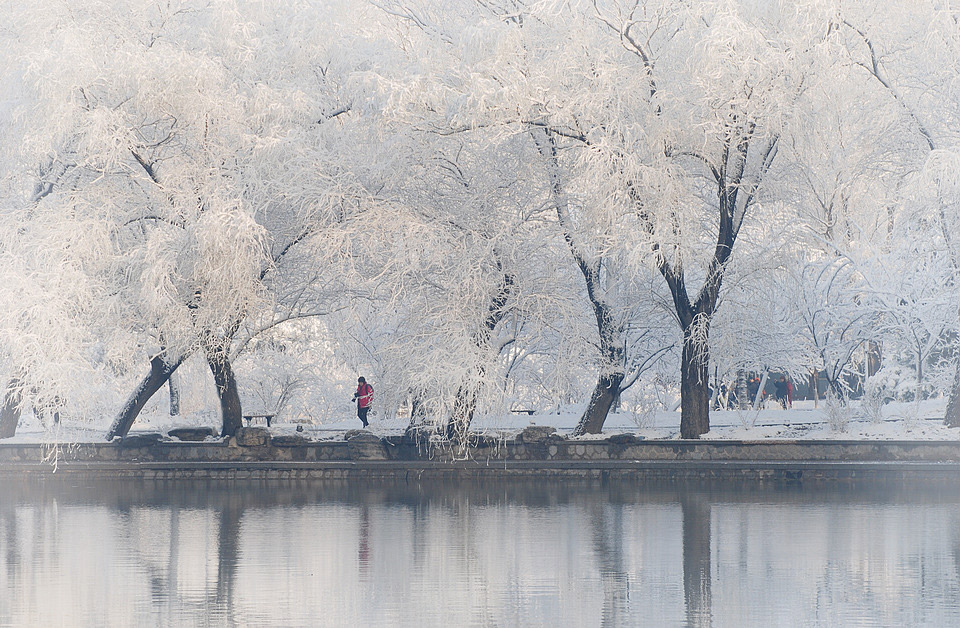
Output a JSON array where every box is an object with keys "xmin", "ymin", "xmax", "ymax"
[
  {"xmin": 531, "ymin": 127, "xmax": 676, "ymax": 436},
  {"xmin": 369, "ymin": 0, "xmax": 838, "ymax": 437},
  {"xmin": 0, "ymin": 0, "xmax": 373, "ymax": 438},
  {"xmin": 826, "ymin": 0, "xmax": 960, "ymax": 424},
  {"xmin": 5, "ymin": 0, "xmax": 960, "ymax": 443},
  {"xmin": 344, "ymin": 131, "xmax": 549, "ymax": 442}
]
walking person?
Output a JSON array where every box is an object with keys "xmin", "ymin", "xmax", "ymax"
[
  {"xmin": 352, "ymin": 377, "xmax": 374, "ymax": 428},
  {"xmin": 786, "ymin": 377, "xmax": 794, "ymax": 409}
]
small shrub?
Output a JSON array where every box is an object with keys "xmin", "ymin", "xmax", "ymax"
[
  {"xmin": 629, "ymin": 402, "xmax": 657, "ymax": 429},
  {"xmin": 824, "ymin": 392, "xmax": 848, "ymax": 432},
  {"xmin": 735, "ymin": 406, "xmax": 760, "ymax": 429},
  {"xmin": 859, "ymin": 380, "xmax": 885, "ymax": 424}
]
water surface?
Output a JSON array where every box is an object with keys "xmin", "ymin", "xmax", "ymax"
[{"xmin": 1, "ymin": 478, "xmax": 958, "ymax": 627}]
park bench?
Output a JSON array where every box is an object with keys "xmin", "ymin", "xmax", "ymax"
[{"xmin": 243, "ymin": 414, "xmax": 275, "ymax": 427}]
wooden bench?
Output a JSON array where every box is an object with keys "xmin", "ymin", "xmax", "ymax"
[
  {"xmin": 243, "ymin": 414, "xmax": 275, "ymax": 427},
  {"xmin": 510, "ymin": 409, "xmax": 536, "ymax": 415}
]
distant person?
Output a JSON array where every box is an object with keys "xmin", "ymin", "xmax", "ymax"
[
  {"xmin": 747, "ymin": 376, "xmax": 760, "ymax": 408},
  {"xmin": 786, "ymin": 377, "xmax": 794, "ymax": 408},
  {"xmin": 774, "ymin": 376, "xmax": 788, "ymax": 409},
  {"xmin": 352, "ymin": 377, "xmax": 374, "ymax": 428}
]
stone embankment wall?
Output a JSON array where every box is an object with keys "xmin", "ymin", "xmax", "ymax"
[{"xmin": 1, "ymin": 426, "xmax": 959, "ymax": 482}]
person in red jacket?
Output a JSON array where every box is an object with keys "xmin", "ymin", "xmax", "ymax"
[{"xmin": 352, "ymin": 377, "xmax": 374, "ymax": 427}]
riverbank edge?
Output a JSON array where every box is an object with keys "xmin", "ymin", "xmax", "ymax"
[{"xmin": 2, "ymin": 428, "xmax": 960, "ymax": 482}]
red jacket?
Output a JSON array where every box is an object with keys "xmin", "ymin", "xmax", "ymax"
[{"xmin": 355, "ymin": 383, "xmax": 373, "ymax": 409}]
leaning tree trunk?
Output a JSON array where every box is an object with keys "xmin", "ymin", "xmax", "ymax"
[
  {"xmin": 945, "ymin": 362, "xmax": 960, "ymax": 428},
  {"xmin": 206, "ymin": 350, "xmax": 243, "ymax": 438},
  {"xmin": 572, "ymin": 299, "xmax": 626, "ymax": 436},
  {"xmin": 442, "ymin": 269, "xmax": 513, "ymax": 443},
  {"xmin": 575, "ymin": 371, "xmax": 626, "ymax": 436},
  {"xmin": 572, "ymin": 287, "xmax": 626, "ymax": 436},
  {"xmin": 574, "ymin": 321, "xmax": 626, "ymax": 435},
  {"xmin": 0, "ymin": 377, "xmax": 23, "ymax": 439},
  {"xmin": 107, "ymin": 355, "xmax": 183, "ymax": 440},
  {"xmin": 680, "ymin": 330, "xmax": 711, "ymax": 439}
]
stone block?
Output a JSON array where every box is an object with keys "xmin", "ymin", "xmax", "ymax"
[
  {"xmin": 236, "ymin": 427, "xmax": 271, "ymax": 447},
  {"xmin": 518, "ymin": 425, "xmax": 557, "ymax": 443},
  {"xmin": 346, "ymin": 429, "xmax": 381, "ymax": 441},
  {"xmin": 346, "ymin": 431, "xmax": 382, "ymax": 444},
  {"xmin": 346, "ymin": 431, "xmax": 387, "ymax": 459},
  {"xmin": 607, "ymin": 433, "xmax": 643, "ymax": 445},
  {"xmin": 272, "ymin": 435, "xmax": 310, "ymax": 447},
  {"xmin": 168, "ymin": 427, "xmax": 218, "ymax": 442},
  {"xmin": 119, "ymin": 433, "xmax": 165, "ymax": 448}
]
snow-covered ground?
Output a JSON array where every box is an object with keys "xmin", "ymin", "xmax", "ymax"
[
  {"xmin": 4, "ymin": 399, "xmax": 959, "ymax": 444},
  {"xmin": 356, "ymin": 398, "xmax": 960, "ymax": 441}
]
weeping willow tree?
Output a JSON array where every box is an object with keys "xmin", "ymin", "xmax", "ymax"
[{"xmin": 0, "ymin": 0, "xmax": 372, "ymax": 439}]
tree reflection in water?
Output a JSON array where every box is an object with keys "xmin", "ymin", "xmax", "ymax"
[
  {"xmin": 0, "ymin": 479, "xmax": 958, "ymax": 627},
  {"xmin": 681, "ymin": 491, "xmax": 712, "ymax": 628}
]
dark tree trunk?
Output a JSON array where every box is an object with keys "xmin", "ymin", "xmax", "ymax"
[
  {"xmin": 168, "ymin": 370, "xmax": 181, "ymax": 416},
  {"xmin": 575, "ymin": 372, "xmax": 625, "ymax": 436},
  {"xmin": 610, "ymin": 387, "xmax": 622, "ymax": 413},
  {"xmin": 403, "ymin": 392, "xmax": 432, "ymax": 447},
  {"xmin": 680, "ymin": 333, "xmax": 711, "ymax": 439},
  {"xmin": 650, "ymin": 125, "xmax": 776, "ymax": 439},
  {"xmin": 445, "ymin": 381, "xmax": 480, "ymax": 444},
  {"xmin": 0, "ymin": 377, "xmax": 23, "ymax": 439},
  {"xmin": 945, "ymin": 362, "xmax": 960, "ymax": 428},
  {"xmin": 407, "ymin": 391, "xmax": 425, "ymax": 427},
  {"xmin": 867, "ymin": 341, "xmax": 882, "ymax": 377},
  {"xmin": 107, "ymin": 355, "xmax": 182, "ymax": 440},
  {"xmin": 572, "ymin": 304, "xmax": 626, "ymax": 436},
  {"xmin": 206, "ymin": 351, "xmax": 243, "ymax": 438},
  {"xmin": 573, "ymin": 298, "xmax": 626, "ymax": 436}
]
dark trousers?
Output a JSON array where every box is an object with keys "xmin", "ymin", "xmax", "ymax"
[{"xmin": 358, "ymin": 406, "xmax": 370, "ymax": 427}]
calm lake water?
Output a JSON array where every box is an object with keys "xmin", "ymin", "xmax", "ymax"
[{"xmin": 1, "ymin": 477, "xmax": 959, "ymax": 627}]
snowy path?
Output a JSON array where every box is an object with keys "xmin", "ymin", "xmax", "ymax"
[{"xmin": 3, "ymin": 399, "xmax": 958, "ymax": 444}]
